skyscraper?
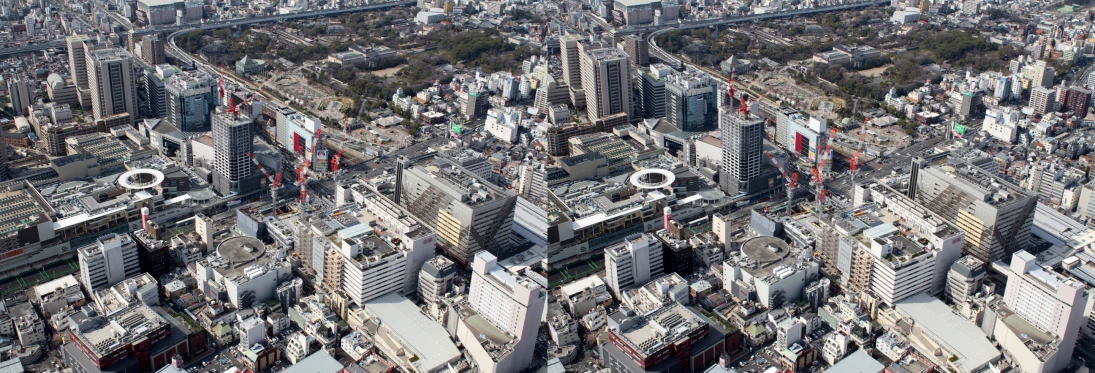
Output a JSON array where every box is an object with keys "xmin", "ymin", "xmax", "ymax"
[
  {"xmin": 87, "ymin": 48, "xmax": 138, "ymax": 127},
  {"xmin": 142, "ymin": 66, "xmax": 171, "ymax": 119},
  {"xmin": 719, "ymin": 101, "xmax": 764, "ymax": 196},
  {"xmin": 665, "ymin": 71, "xmax": 718, "ymax": 131},
  {"xmin": 580, "ymin": 48, "xmax": 631, "ymax": 122},
  {"xmin": 66, "ymin": 35, "xmax": 91, "ymax": 90},
  {"xmin": 559, "ymin": 34, "xmax": 585, "ymax": 90},
  {"xmin": 211, "ymin": 107, "xmax": 257, "ymax": 196},
  {"xmin": 637, "ymin": 64, "xmax": 671, "ymax": 119},
  {"xmin": 165, "ymin": 71, "xmax": 217, "ymax": 131},
  {"xmin": 6, "ymin": 78, "xmax": 31, "ymax": 116}
]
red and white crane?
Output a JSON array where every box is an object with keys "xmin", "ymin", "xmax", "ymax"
[
  {"xmin": 331, "ymin": 132, "xmax": 347, "ymax": 173},
  {"xmin": 765, "ymin": 151, "xmax": 800, "ymax": 214},
  {"xmin": 247, "ymin": 152, "xmax": 283, "ymax": 211},
  {"xmin": 297, "ymin": 128, "xmax": 322, "ymax": 205}
]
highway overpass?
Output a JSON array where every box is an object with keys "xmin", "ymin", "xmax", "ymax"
[{"xmin": 0, "ymin": 1, "xmax": 414, "ymax": 58}]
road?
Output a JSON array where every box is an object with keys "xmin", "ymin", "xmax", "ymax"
[
  {"xmin": 826, "ymin": 135, "xmax": 945, "ymax": 197},
  {"xmin": 643, "ymin": 1, "xmax": 887, "ymax": 105},
  {"xmin": 0, "ymin": 1, "xmax": 415, "ymax": 57}
]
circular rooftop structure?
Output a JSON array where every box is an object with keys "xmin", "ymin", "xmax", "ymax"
[
  {"xmin": 188, "ymin": 189, "xmax": 216, "ymax": 202},
  {"xmin": 741, "ymin": 236, "xmax": 791, "ymax": 265},
  {"xmin": 218, "ymin": 236, "xmax": 267, "ymax": 264},
  {"xmin": 118, "ymin": 169, "xmax": 165, "ymax": 190},
  {"xmin": 629, "ymin": 169, "xmax": 676, "ymax": 189}
]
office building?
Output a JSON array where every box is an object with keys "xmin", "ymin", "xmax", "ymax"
[
  {"xmin": 211, "ymin": 108, "xmax": 258, "ymax": 196},
  {"xmin": 165, "ymin": 71, "xmax": 217, "ymax": 131},
  {"xmin": 559, "ymin": 34, "xmax": 585, "ymax": 90},
  {"xmin": 637, "ymin": 64, "xmax": 671, "ymax": 119},
  {"xmin": 946, "ymin": 256, "xmax": 985, "ymax": 305},
  {"xmin": 131, "ymin": 229, "xmax": 171, "ymax": 278},
  {"xmin": 581, "ymin": 48, "xmax": 631, "ymax": 122},
  {"xmin": 719, "ymin": 104, "xmax": 764, "ymax": 196},
  {"xmin": 620, "ymin": 34, "xmax": 649, "ymax": 66},
  {"xmin": 1029, "ymin": 86, "xmax": 1055, "ymax": 115},
  {"xmin": 665, "ymin": 71, "xmax": 718, "ymax": 131},
  {"xmin": 7, "ymin": 78, "xmax": 31, "ymax": 116},
  {"xmin": 456, "ymin": 251, "xmax": 546, "ymax": 373},
  {"xmin": 398, "ymin": 159, "xmax": 517, "ymax": 265},
  {"xmin": 67, "ymin": 35, "xmax": 91, "ymax": 94},
  {"xmin": 78, "ymin": 233, "xmax": 141, "ymax": 292},
  {"xmin": 87, "ymin": 48, "xmax": 138, "ymax": 127},
  {"xmin": 910, "ymin": 156, "xmax": 1037, "ymax": 264},
  {"xmin": 605, "ymin": 233, "xmax": 665, "ymax": 296},
  {"xmin": 277, "ymin": 277, "xmax": 302, "ymax": 311}
]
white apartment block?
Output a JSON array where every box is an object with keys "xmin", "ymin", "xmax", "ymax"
[
  {"xmin": 605, "ymin": 233, "xmax": 664, "ymax": 296},
  {"xmin": 467, "ymin": 251, "xmax": 547, "ymax": 372}
]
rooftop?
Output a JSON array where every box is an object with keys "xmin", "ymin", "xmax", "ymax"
[
  {"xmin": 0, "ymin": 181, "xmax": 54, "ymax": 237},
  {"xmin": 70, "ymin": 305, "xmax": 169, "ymax": 359},
  {"xmin": 282, "ymin": 350, "xmax": 343, "ymax": 373},
  {"xmin": 828, "ymin": 350, "xmax": 884, "ymax": 373},
  {"xmin": 921, "ymin": 157, "xmax": 1032, "ymax": 207},
  {"xmin": 613, "ymin": 303, "xmax": 709, "ymax": 357},
  {"xmin": 895, "ymin": 292, "xmax": 999, "ymax": 372},
  {"xmin": 202, "ymin": 235, "xmax": 285, "ymax": 281},
  {"xmin": 362, "ymin": 293, "xmax": 461, "ymax": 372}
]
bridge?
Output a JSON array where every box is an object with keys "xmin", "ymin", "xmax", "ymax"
[{"xmin": 0, "ymin": 0, "xmax": 415, "ymax": 58}]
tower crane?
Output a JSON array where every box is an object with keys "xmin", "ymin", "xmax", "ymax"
[
  {"xmin": 765, "ymin": 151, "xmax": 800, "ymax": 214},
  {"xmin": 247, "ymin": 153, "xmax": 283, "ymax": 212},
  {"xmin": 297, "ymin": 128, "xmax": 322, "ymax": 205},
  {"xmin": 331, "ymin": 132, "xmax": 347, "ymax": 173}
]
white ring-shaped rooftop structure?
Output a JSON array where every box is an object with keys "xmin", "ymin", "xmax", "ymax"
[
  {"xmin": 630, "ymin": 169, "xmax": 676, "ymax": 189},
  {"xmin": 118, "ymin": 169, "xmax": 165, "ymax": 190}
]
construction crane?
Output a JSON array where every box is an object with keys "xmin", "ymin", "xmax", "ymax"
[
  {"xmin": 765, "ymin": 151, "xmax": 799, "ymax": 214},
  {"xmin": 818, "ymin": 127, "xmax": 838, "ymax": 174},
  {"xmin": 297, "ymin": 128, "xmax": 323, "ymax": 205},
  {"xmin": 331, "ymin": 132, "xmax": 347, "ymax": 173},
  {"xmin": 811, "ymin": 166, "xmax": 827, "ymax": 212},
  {"xmin": 849, "ymin": 117, "xmax": 868, "ymax": 185},
  {"xmin": 247, "ymin": 152, "xmax": 283, "ymax": 211}
]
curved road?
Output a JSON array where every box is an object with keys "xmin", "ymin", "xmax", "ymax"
[{"xmin": 0, "ymin": 1, "xmax": 415, "ymax": 58}]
